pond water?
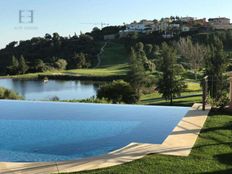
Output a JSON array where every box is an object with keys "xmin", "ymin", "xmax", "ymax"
[{"xmin": 0, "ymin": 79, "xmax": 98, "ymax": 100}]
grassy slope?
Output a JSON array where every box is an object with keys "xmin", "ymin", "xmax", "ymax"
[
  {"xmin": 67, "ymin": 111, "xmax": 232, "ymax": 174},
  {"xmin": 0, "ymin": 42, "xmax": 129, "ymax": 79},
  {"xmin": 100, "ymin": 42, "xmax": 128, "ymax": 66},
  {"xmin": 0, "ymin": 64, "xmax": 129, "ymax": 79},
  {"xmin": 66, "ymin": 64, "xmax": 129, "ymax": 77}
]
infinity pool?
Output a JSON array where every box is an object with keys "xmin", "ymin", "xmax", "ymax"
[{"xmin": 0, "ymin": 100, "xmax": 189, "ymax": 162}]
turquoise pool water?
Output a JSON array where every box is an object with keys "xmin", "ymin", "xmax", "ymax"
[{"xmin": 0, "ymin": 100, "xmax": 189, "ymax": 162}]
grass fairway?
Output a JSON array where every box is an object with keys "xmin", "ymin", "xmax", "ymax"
[
  {"xmin": 140, "ymin": 81, "xmax": 202, "ymax": 106},
  {"xmin": 67, "ymin": 111, "xmax": 232, "ymax": 174},
  {"xmin": 100, "ymin": 42, "xmax": 128, "ymax": 66},
  {"xmin": 66, "ymin": 64, "xmax": 129, "ymax": 77},
  {"xmin": 0, "ymin": 64, "xmax": 129, "ymax": 79},
  {"xmin": 140, "ymin": 92, "xmax": 202, "ymax": 106}
]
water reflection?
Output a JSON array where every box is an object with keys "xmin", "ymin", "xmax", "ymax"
[{"xmin": 0, "ymin": 79, "xmax": 99, "ymax": 100}]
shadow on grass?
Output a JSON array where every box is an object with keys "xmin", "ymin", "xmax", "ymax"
[
  {"xmin": 200, "ymin": 121, "xmax": 232, "ymax": 134},
  {"xmin": 202, "ymin": 168, "xmax": 232, "ymax": 174},
  {"xmin": 214, "ymin": 153, "xmax": 232, "ymax": 165}
]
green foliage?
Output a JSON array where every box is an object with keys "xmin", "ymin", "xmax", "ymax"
[
  {"xmin": 100, "ymin": 43, "xmax": 128, "ymax": 66},
  {"xmin": 144, "ymin": 44, "xmax": 153, "ymax": 56},
  {"xmin": 18, "ymin": 55, "xmax": 29, "ymax": 74},
  {"xmin": 0, "ymin": 87, "xmax": 23, "ymax": 100},
  {"xmin": 6, "ymin": 55, "xmax": 29, "ymax": 75},
  {"xmin": 157, "ymin": 43, "xmax": 187, "ymax": 104},
  {"xmin": 54, "ymin": 59, "xmax": 68, "ymax": 70},
  {"xmin": 77, "ymin": 97, "xmax": 109, "ymax": 104},
  {"xmin": 205, "ymin": 39, "xmax": 227, "ymax": 99},
  {"xmin": 70, "ymin": 53, "xmax": 90, "ymax": 69},
  {"xmin": 127, "ymin": 48, "xmax": 147, "ymax": 93},
  {"xmin": 97, "ymin": 80, "xmax": 139, "ymax": 104},
  {"xmin": 0, "ymin": 33, "xmax": 99, "ymax": 75},
  {"xmin": 33, "ymin": 59, "xmax": 47, "ymax": 72},
  {"xmin": 208, "ymin": 93, "xmax": 230, "ymax": 110},
  {"xmin": 7, "ymin": 56, "xmax": 19, "ymax": 75}
]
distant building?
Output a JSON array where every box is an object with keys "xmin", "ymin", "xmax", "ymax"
[
  {"xmin": 169, "ymin": 24, "xmax": 180, "ymax": 30},
  {"xmin": 208, "ymin": 17, "xmax": 232, "ymax": 30},
  {"xmin": 180, "ymin": 17, "xmax": 196, "ymax": 22},
  {"xmin": 104, "ymin": 34, "xmax": 116, "ymax": 40},
  {"xmin": 193, "ymin": 18, "xmax": 207, "ymax": 26},
  {"xmin": 125, "ymin": 20, "xmax": 155, "ymax": 33},
  {"xmin": 181, "ymin": 26, "xmax": 191, "ymax": 32}
]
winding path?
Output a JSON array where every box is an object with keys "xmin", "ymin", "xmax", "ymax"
[{"xmin": 95, "ymin": 42, "xmax": 108, "ymax": 68}]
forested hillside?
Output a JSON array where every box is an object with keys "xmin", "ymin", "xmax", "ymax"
[{"xmin": 0, "ymin": 33, "xmax": 100, "ymax": 75}]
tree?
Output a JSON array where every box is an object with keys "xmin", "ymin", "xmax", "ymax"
[
  {"xmin": 45, "ymin": 33, "xmax": 52, "ymax": 40},
  {"xmin": 205, "ymin": 40, "xmax": 227, "ymax": 99},
  {"xmin": 18, "ymin": 55, "xmax": 29, "ymax": 74},
  {"xmin": 54, "ymin": 59, "xmax": 67, "ymax": 70},
  {"xmin": 52, "ymin": 32, "xmax": 60, "ymax": 41},
  {"xmin": 7, "ymin": 56, "xmax": 19, "ymax": 75},
  {"xmin": 70, "ymin": 53, "xmax": 90, "ymax": 69},
  {"xmin": 144, "ymin": 44, "xmax": 153, "ymax": 58},
  {"xmin": 127, "ymin": 48, "xmax": 147, "ymax": 94},
  {"xmin": 157, "ymin": 43, "xmax": 186, "ymax": 105},
  {"xmin": 134, "ymin": 42, "xmax": 155, "ymax": 72},
  {"xmin": 97, "ymin": 80, "xmax": 139, "ymax": 104},
  {"xmin": 33, "ymin": 59, "xmax": 46, "ymax": 72},
  {"xmin": 176, "ymin": 37, "xmax": 207, "ymax": 79}
]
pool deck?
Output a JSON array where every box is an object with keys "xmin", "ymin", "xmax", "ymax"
[{"xmin": 0, "ymin": 103, "xmax": 211, "ymax": 174}]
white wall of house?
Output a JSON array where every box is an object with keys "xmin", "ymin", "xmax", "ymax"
[
  {"xmin": 209, "ymin": 18, "xmax": 232, "ymax": 30},
  {"xmin": 181, "ymin": 26, "xmax": 190, "ymax": 32}
]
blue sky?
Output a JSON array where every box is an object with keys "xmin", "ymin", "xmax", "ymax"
[{"xmin": 0, "ymin": 0, "xmax": 232, "ymax": 48}]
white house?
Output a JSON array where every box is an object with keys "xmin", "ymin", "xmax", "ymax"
[
  {"xmin": 180, "ymin": 17, "xmax": 196, "ymax": 22},
  {"xmin": 181, "ymin": 26, "xmax": 191, "ymax": 32},
  {"xmin": 125, "ymin": 20, "xmax": 156, "ymax": 33},
  {"xmin": 208, "ymin": 17, "xmax": 232, "ymax": 30}
]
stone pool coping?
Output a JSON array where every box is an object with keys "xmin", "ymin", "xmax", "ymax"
[{"xmin": 0, "ymin": 103, "xmax": 211, "ymax": 174}]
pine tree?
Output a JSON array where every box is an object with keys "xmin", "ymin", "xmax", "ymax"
[
  {"xmin": 18, "ymin": 55, "xmax": 28, "ymax": 74},
  {"xmin": 205, "ymin": 40, "xmax": 227, "ymax": 99},
  {"xmin": 7, "ymin": 56, "xmax": 19, "ymax": 75},
  {"xmin": 157, "ymin": 43, "xmax": 186, "ymax": 105},
  {"xmin": 127, "ymin": 48, "xmax": 146, "ymax": 94}
]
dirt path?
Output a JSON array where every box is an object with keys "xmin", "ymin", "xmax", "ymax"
[{"xmin": 95, "ymin": 42, "xmax": 108, "ymax": 68}]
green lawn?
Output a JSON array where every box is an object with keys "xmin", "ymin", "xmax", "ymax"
[
  {"xmin": 0, "ymin": 64, "xmax": 129, "ymax": 79},
  {"xmin": 66, "ymin": 111, "xmax": 232, "ymax": 174},
  {"xmin": 100, "ymin": 42, "xmax": 129, "ymax": 66},
  {"xmin": 139, "ymin": 82, "xmax": 202, "ymax": 106},
  {"xmin": 140, "ymin": 93, "xmax": 202, "ymax": 106},
  {"xmin": 66, "ymin": 64, "xmax": 129, "ymax": 77}
]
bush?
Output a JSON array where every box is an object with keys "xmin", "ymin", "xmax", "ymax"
[
  {"xmin": 0, "ymin": 87, "xmax": 23, "ymax": 100},
  {"xmin": 62, "ymin": 97, "xmax": 109, "ymax": 104},
  {"xmin": 97, "ymin": 80, "xmax": 139, "ymax": 104},
  {"xmin": 54, "ymin": 59, "xmax": 67, "ymax": 70},
  {"xmin": 208, "ymin": 92, "xmax": 230, "ymax": 110}
]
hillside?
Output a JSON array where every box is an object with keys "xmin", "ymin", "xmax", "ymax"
[{"xmin": 99, "ymin": 42, "xmax": 129, "ymax": 66}]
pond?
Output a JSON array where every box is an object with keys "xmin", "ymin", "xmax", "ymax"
[{"xmin": 0, "ymin": 79, "xmax": 99, "ymax": 100}]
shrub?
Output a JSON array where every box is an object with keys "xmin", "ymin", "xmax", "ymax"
[
  {"xmin": 208, "ymin": 92, "xmax": 230, "ymax": 110},
  {"xmin": 0, "ymin": 87, "xmax": 23, "ymax": 100},
  {"xmin": 97, "ymin": 80, "xmax": 139, "ymax": 104}
]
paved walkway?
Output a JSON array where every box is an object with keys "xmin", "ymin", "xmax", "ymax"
[{"xmin": 0, "ymin": 103, "xmax": 211, "ymax": 174}]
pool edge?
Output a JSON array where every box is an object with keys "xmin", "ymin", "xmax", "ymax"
[{"xmin": 0, "ymin": 103, "xmax": 211, "ymax": 174}]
